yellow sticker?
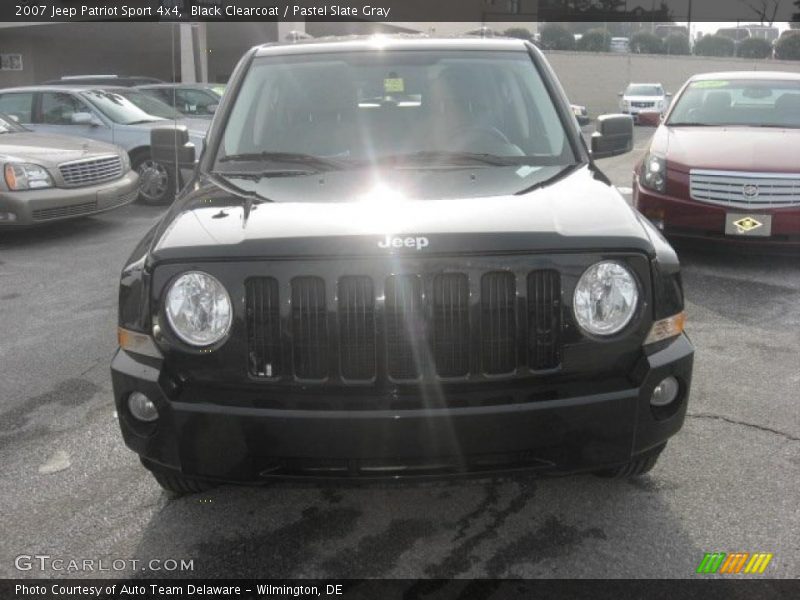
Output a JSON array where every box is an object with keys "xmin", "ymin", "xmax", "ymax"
[
  {"xmin": 692, "ymin": 80, "xmax": 729, "ymax": 89},
  {"xmin": 384, "ymin": 78, "xmax": 404, "ymax": 93}
]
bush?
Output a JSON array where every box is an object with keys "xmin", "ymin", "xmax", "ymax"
[
  {"xmin": 503, "ymin": 27, "xmax": 532, "ymax": 41},
  {"xmin": 630, "ymin": 32, "xmax": 663, "ymax": 54},
  {"xmin": 775, "ymin": 31, "xmax": 800, "ymax": 60},
  {"xmin": 577, "ymin": 28, "xmax": 612, "ymax": 52},
  {"xmin": 540, "ymin": 23, "xmax": 575, "ymax": 51},
  {"xmin": 664, "ymin": 34, "xmax": 692, "ymax": 55},
  {"xmin": 736, "ymin": 37, "xmax": 773, "ymax": 59},
  {"xmin": 693, "ymin": 34, "xmax": 736, "ymax": 57}
]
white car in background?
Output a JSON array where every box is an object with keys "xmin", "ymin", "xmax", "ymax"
[{"xmin": 618, "ymin": 83, "xmax": 670, "ymax": 123}]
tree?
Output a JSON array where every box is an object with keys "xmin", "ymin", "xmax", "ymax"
[
  {"xmin": 664, "ymin": 34, "xmax": 692, "ymax": 55},
  {"xmin": 739, "ymin": 0, "xmax": 781, "ymax": 25},
  {"xmin": 737, "ymin": 37, "xmax": 773, "ymax": 58},
  {"xmin": 503, "ymin": 27, "xmax": 533, "ymax": 41},
  {"xmin": 540, "ymin": 23, "xmax": 576, "ymax": 51},
  {"xmin": 576, "ymin": 28, "xmax": 611, "ymax": 52},
  {"xmin": 694, "ymin": 34, "xmax": 736, "ymax": 57},
  {"xmin": 630, "ymin": 32, "xmax": 664, "ymax": 54},
  {"xmin": 775, "ymin": 30, "xmax": 800, "ymax": 59}
]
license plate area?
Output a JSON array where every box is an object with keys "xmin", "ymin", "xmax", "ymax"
[{"xmin": 725, "ymin": 213, "xmax": 772, "ymax": 237}]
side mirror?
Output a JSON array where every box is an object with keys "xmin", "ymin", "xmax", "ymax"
[
  {"xmin": 666, "ymin": 92, "xmax": 673, "ymax": 98},
  {"xmin": 206, "ymin": 103, "xmax": 219, "ymax": 114},
  {"xmin": 71, "ymin": 112, "xmax": 97, "ymax": 125},
  {"xmin": 591, "ymin": 114, "xmax": 634, "ymax": 159},
  {"xmin": 151, "ymin": 125, "xmax": 196, "ymax": 168},
  {"xmin": 617, "ymin": 92, "xmax": 624, "ymax": 97},
  {"xmin": 9, "ymin": 114, "xmax": 20, "ymax": 122}
]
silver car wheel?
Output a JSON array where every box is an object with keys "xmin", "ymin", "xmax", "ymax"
[{"xmin": 137, "ymin": 159, "xmax": 170, "ymax": 202}]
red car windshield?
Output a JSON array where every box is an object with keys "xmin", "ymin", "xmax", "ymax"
[{"xmin": 668, "ymin": 79, "xmax": 800, "ymax": 128}]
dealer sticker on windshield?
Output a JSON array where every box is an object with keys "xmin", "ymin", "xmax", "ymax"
[{"xmin": 725, "ymin": 214, "xmax": 772, "ymax": 237}]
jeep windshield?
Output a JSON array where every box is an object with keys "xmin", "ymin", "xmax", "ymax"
[{"xmin": 215, "ymin": 50, "xmax": 577, "ymax": 175}]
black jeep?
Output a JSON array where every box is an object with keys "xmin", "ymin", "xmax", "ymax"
[{"xmin": 112, "ymin": 37, "xmax": 693, "ymax": 493}]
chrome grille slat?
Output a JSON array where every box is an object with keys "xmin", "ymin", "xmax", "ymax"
[
  {"xmin": 690, "ymin": 169, "xmax": 800, "ymax": 208},
  {"xmin": 59, "ymin": 155, "xmax": 123, "ymax": 188}
]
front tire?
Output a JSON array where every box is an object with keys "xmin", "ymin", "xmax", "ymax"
[
  {"xmin": 132, "ymin": 151, "xmax": 175, "ymax": 205},
  {"xmin": 593, "ymin": 443, "xmax": 666, "ymax": 479}
]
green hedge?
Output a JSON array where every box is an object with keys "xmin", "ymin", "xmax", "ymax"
[
  {"xmin": 503, "ymin": 27, "xmax": 532, "ymax": 41},
  {"xmin": 630, "ymin": 32, "xmax": 663, "ymax": 54},
  {"xmin": 775, "ymin": 31, "xmax": 800, "ymax": 60},
  {"xmin": 540, "ymin": 23, "xmax": 575, "ymax": 51},
  {"xmin": 664, "ymin": 34, "xmax": 691, "ymax": 55},
  {"xmin": 577, "ymin": 28, "xmax": 611, "ymax": 52},
  {"xmin": 736, "ymin": 37, "xmax": 773, "ymax": 59},
  {"xmin": 694, "ymin": 34, "xmax": 736, "ymax": 57}
]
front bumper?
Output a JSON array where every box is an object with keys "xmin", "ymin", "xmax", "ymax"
[
  {"xmin": 112, "ymin": 334, "xmax": 694, "ymax": 482},
  {"xmin": 0, "ymin": 170, "xmax": 139, "ymax": 227},
  {"xmin": 634, "ymin": 177, "xmax": 800, "ymax": 248}
]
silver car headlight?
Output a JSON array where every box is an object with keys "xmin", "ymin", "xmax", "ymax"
[
  {"xmin": 165, "ymin": 271, "xmax": 232, "ymax": 347},
  {"xmin": 573, "ymin": 261, "xmax": 639, "ymax": 336},
  {"xmin": 120, "ymin": 152, "xmax": 131, "ymax": 171},
  {"xmin": 4, "ymin": 163, "xmax": 54, "ymax": 190}
]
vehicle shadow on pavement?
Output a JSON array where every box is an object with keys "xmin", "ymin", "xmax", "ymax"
[{"xmin": 128, "ymin": 471, "xmax": 702, "ymax": 579}]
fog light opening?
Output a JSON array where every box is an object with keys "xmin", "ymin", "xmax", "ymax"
[
  {"xmin": 0, "ymin": 212, "xmax": 17, "ymax": 222},
  {"xmin": 651, "ymin": 376, "xmax": 680, "ymax": 407},
  {"xmin": 127, "ymin": 392, "xmax": 159, "ymax": 422}
]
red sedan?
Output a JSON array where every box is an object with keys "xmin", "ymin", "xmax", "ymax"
[{"xmin": 633, "ymin": 71, "xmax": 800, "ymax": 249}]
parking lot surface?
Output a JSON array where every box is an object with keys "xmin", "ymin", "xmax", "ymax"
[{"xmin": 1, "ymin": 127, "xmax": 798, "ymax": 579}]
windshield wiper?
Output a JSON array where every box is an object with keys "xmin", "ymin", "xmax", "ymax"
[
  {"xmin": 218, "ymin": 151, "xmax": 347, "ymax": 172},
  {"xmin": 667, "ymin": 122, "xmax": 713, "ymax": 127},
  {"xmin": 127, "ymin": 119, "xmax": 162, "ymax": 125},
  {"xmin": 372, "ymin": 151, "xmax": 528, "ymax": 167},
  {"xmin": 213, "ymin": 169, "xmax": 319, "ymax": 179}
]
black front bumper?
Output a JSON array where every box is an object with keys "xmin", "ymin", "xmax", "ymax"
[{"xmin": 111, "ymin": 334, "xmax": 693, "ymax": 481}]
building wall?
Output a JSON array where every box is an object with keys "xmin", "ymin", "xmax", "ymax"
[
  {"xmin": 544, "ymin": 51, "xmax": 800, "ymax": 114},
  {"xmin": 0, "ymin": 22, "xmax": 279, "ymax": 88}
]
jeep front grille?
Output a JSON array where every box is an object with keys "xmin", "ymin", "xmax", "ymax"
[
  {"xmin": 690, "ymin": 169, "xmax": 800, "ymax": 208},
  {"xmin": 245, "ymin": 269, "xmax": 562, "ymax": 382}
]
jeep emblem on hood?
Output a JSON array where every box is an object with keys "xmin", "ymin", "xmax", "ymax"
[{"xmin": 378, "ymin": 235, "xmax": 430, "ymax": 250}]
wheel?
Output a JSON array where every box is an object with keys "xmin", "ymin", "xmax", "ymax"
[
  {"xmin": 593, "ymin": 443, "xmax": 666, "ymax": 479},
  {"xmin": 142, "ymin": 460, "xmax": 216, "ymax": 495},
  {"xmin": 132, "ymin": 151, "xmax": 175, "ymax": 205}
]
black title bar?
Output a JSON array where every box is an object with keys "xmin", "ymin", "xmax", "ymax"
[{"xmin": 2, "ymin": 0, "xmax": 800, "ymax": 23}]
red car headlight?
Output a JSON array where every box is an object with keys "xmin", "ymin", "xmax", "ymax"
[{"xmin": 640, "ymin": 153, "xmax": 667, "ymax": 193}]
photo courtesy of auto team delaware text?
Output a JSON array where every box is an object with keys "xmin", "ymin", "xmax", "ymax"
[{"xmin": 0, "ymin": 0, "xmax": 799, "ymax": 590}]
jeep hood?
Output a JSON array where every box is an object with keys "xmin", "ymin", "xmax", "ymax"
[{"xmin": 149, "ymin": 165, "xmax": 654, "ymax": 262}]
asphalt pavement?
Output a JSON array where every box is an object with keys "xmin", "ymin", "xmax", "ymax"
[{"xmin": 1, "ymin": 126, "xmax": 798, "ymax": 579}]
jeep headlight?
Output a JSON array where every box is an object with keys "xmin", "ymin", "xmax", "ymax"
[
  {"xmin": 165, "ymin": 271, "xmax": 232, "ymax": 347},
  {"xmin": 640, "ymin": 153, "xmax": 667, "ymax": 193},
  {"xmin": 573, "ymin": 261, "xmax": 639, "ymax": 336},
  {"xmin": 4, "ymin": 163, "xmax": 54, "ymax": 190}
]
